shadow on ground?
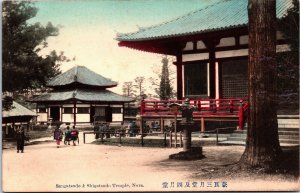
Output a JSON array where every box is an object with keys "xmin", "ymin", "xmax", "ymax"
[{"xmin": 151, "ymin": 145, "xmax": 299, "ymax": 181}]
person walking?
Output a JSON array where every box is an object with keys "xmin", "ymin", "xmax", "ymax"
[
  {"xmin": 53, "ymin": 126, "xmax": 63, "ymax": 148},
  {"xmin": 64, "ymin": 126, "xmax": 71, "ymax": 145},
  {"xmin": 94, "ymin": 122, "xmax": 99, "ymax": 139},
  {"xmin": 16, "ymin": 125, "xmax": 27, "ymax": 153},
  {"xmin": 70, "ymin": 125, "xmax": 79, "ymax": 146}
]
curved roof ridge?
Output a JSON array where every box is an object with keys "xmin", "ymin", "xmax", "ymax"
[
  {"xmin": 47, "ymin": 65, "xmax": 117, "ymax": 88},
  {"xmin": 116, "ymin": 0, "xmax": 293, "ymax": 41},
  {"xmin": 116, "ymin": 0, "xmax": 227, "ymax": 40}
]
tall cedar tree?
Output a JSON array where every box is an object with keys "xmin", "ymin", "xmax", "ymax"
[
  {"xmin": 2, "ymin": 1, "xmax": 66, "ymax": 93},
  {"xmin": 240, "ymin": 0, "xmax": 281, "ymax": 169},
  {"xmin": 159, "ymin": 57, "xmax": 172, "ymax": 100}
]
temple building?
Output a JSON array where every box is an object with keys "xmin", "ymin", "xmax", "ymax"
[
  {"xmin": 116, "ymin": 0, "xmax": 294, "ymax": 131},
  {"xmin": 30, "ymin": 65, "xmax": 133, "ymax": 125},
  {"xmin": 2, "ymin": 101, "xmax": 37, "ymax": 138}
]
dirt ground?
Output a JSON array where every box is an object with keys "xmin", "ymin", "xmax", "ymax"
[{"xmin": 2, "ymin": 134, "xmax": 299, "ymax": 192}]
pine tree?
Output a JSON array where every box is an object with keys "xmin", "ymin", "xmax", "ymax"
[
  {"xmin": 2, "ymin": 1, "xmax": 69, "ymax": 93},
  {"xmin": 159, "ymin": 57, "xmax": 172, "ymax": 100}
]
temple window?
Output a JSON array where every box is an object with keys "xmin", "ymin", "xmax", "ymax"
[
  {"xmin": 184, "ymin": 62, "xmax": 208, "ymax": 97},
  {"xmin": 64, "ymin": 107, "xmax": 73, "ymax": 114},
  {"xmin": 77, "ymin": 107, "xmax": 90, "ymax": 114}
]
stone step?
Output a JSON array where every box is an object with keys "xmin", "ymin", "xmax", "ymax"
[
  {"xmin": 278, "ymin": 119, "xmax": 299, "ymax": 124},
  {"xmin": 226, "ymin": 136, "xmax": 246, "ymax": 141},
  {"xmin": 279, "ymin": 138, "xmax": 300, "ymax": 145},
  {"xmin": 278, "ymin": 124, "xmax": 299, "ymax": 129},
  {"xmin": 278, "ymin": 130, "xmax": 299, "ymax": 135},
  {"xmin": 231, "ymin": 133, "xmax": 247, "ymax": 137},
  {"xmin": 218, "ymin": 140, "xmax": 299, "ymax": 146},
  {"xmin": 218, "ymin": 140, "xmax": 246, "ymax": 145},
  {"xmin": 277, "ymin": 115, "xmax": 299, "ymax": 118},
  {"xmin": 196, "ymin": 134, "xmax": 231, "ymax": 138},
  {"xmin": 227, "ymin": 137, "xmax": 300, "ymax": 144},
  {"xmin": 279, "ymin": 134, "xmax": 300, "ymax": 139},
  {"xmin": 278, "ymin": 127, "xmax": 300, "ymax": 132}
]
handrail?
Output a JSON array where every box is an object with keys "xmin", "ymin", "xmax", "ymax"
[
  {"xmin": 200, "ymin": 127, "xmax": 236, "ymax": 145},
  {"xmin": 83, "ymin": 131, "xmax": 168, "ymax": 147},
  {"xmin": 141, "ymin": 98, "xmax": 249, "ymax": 115}
]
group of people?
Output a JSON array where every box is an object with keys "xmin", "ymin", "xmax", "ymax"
[
  {"xmin": 93, "ymin": 122, "xmax": 109, "ymax": 139},
  {"xmin": 53, "ymin": 125, "xmax": 79, "ymax": 148}
]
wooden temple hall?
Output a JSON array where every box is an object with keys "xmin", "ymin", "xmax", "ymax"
[
  {"xmin": 30, "ymin": 66, "xmax": 133, "ymax": 125},
  {"xmin": 116, "ymin": 0, "xmax": 293, "ymax": 131}
]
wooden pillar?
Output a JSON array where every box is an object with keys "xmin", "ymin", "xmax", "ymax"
[
  {"xmin": 60, "ymin": 105, "xmax": 63, "ymax": 123},
  {"xmin": 218, "ymin": 62, "xmax": 223, "ymax": 99},
  {"xmin": 139, "ymin": 117, "xmax": 143, "ymax": 134},
  {"xmin": 160, "ymin": 118, "xmax": 164, "ymax": 132},
  {"xmin": 46, "ymin": 105, "xmax": 49, "ymax": 121},
  {"xmin": 5, "ymin": 123, "xmax": 8, "ymax": 136},
  {"xmin": 73, "ymin": 102, "xmax": 76, "ymax": 126},
  {"xmin": 203, "ymin": 39, "xmax": 219, "ymax": 99},
  {"xmin": 176, "ymin": 55, "xmax": 183, "ymax": 100},
  {"xmin": 122, "ymin": 103, "xmax": 125, "ymax": 124},
  {"xmin": 209, "ymin": 48, "xmax": 216, "ymax": 99},
  {"xmin": 201, "ymin": 117, "xmax": 205, "ymax": 132}
]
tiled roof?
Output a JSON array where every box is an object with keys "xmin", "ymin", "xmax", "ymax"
[
  {"xmin": 2, "ymin": 101, "xmax": 36, "ymax": 118},
  {"xmin": 30, "ymin": 89, "xmax": 134, "ymax": 103},
  {"xmin": 116, "ymin": 0, "xmax": 293, "ymax": 41},
  {"xmin": 47, "ymin": 65, "xmax": 117, "ymax": 88}
]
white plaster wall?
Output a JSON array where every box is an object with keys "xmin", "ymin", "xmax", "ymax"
[
  {"xmin": 113, "ymin": 114, "xmax": 123, "ymax": 122},
  {"xmin": 76, "ymin": 114, "xmax": 90, "ymax": 122},
  {"xmin": 76, "ymin": 104, "xmax": 90, "ymax": 107},
  {"xmin": 111, "ymin": 105, "xmax": 123, "ymax": 108},
  {"xmin": 62, "ymin": 114, "xmax": 74, "ymax": 123},
  {"xmin": 240, "ymin": 35, "xmax": 249, "ymax": 45},
  {"xmin": 216, "ymin": 44, "xmax": 290, "ymax": 59},
  {"xmin": 183, "ymin": 41, "xmax": 194, "ymax": 50},
  {"xmin": 182, "ymin": 53, "xmax": 209, "ymax": 62},
  {"xmin": 216, "ymin": 49, "xmax": 248, "ymax": 58},
  {"xmin": 216, "ymin": 37, "xmax": 235, "ymax": 47},
  {"xmin": 239, "ymin": 32, "xmax": 285, "ymax": 45},
  {"xmin": 63, "ymin": 104, "xmax": 74, "ymax": 107},
  {"xmin": 37, "ymin": 113, "xmax": 47, "ymax": 122},
  {"xmin": 276, "ymin": 44, "xmax": 290, "ymax": 52},
  {"xmin": 197, "ymin": 41, "xmax": 206, "ymax": 49}
]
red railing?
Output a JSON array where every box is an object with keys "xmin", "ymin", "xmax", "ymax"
[{"xmin": 140, "ymin": 98, "xmax": 249, "ymax": 129}]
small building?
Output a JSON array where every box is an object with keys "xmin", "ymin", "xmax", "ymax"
[
  {"xmin": 30, "ymin": 65, "xmax": 133, "ymax": 125},
  {"xmin": 116, "ymin": 0, "xmax": 294, "ymax": 131},
  {"xmin": 2, "ymin": 101, "xmax": 37, "ymax": 138}
]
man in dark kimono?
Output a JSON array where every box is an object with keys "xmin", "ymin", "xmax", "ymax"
[{"xmin": 16, "ymin": 126, "xmax": 26, "ymax": 153}]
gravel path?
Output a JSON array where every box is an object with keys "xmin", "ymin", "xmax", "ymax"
[{"xmin": 2, "ymin": 133, "xmax": 299, "ymax": 192}]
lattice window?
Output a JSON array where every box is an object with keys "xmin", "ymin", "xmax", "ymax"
[{"xmin": 221, "ymin": 59, "xmax": 248, "ymax": 98}]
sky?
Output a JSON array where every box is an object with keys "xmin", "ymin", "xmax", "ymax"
[{"xmin": 30, "ymin": 0, "xmax": 216, "ymax": 95}]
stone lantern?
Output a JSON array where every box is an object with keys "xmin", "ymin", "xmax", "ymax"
[{"xmin": 169, "ymin": 98, "xmax": 204, "ymax": 160}]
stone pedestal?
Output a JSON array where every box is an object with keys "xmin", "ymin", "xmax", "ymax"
[
  {"xmin": 169, "ymin": 147, "xmax": 204, "ymax": 160},
  {"xmin": 181, "ymin": 121, "xmax": 193, "ymax": 151},
  {"xmin": 169, "ymin": 121, "xmax": 204, "ymax": 160}
]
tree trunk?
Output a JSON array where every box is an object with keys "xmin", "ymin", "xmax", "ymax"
[{"xmin": 240, "ymin": 0, "xmax": 282, "ymax": 169}]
